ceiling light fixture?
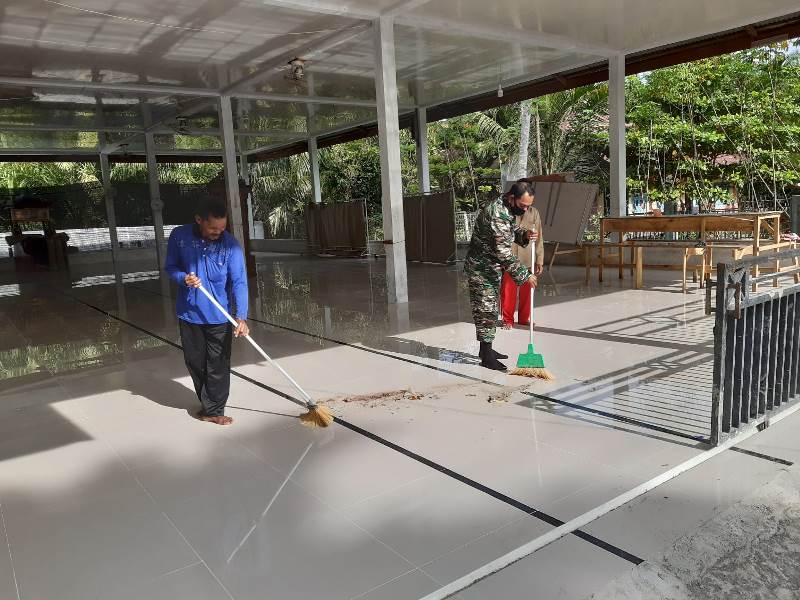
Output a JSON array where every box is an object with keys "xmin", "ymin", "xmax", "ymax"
[{"xmin": 287, "ymin": 58, "xmax": 306, "ymax": 82}]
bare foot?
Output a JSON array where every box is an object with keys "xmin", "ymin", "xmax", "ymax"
[
  {"xmin": 501, "ymin": 322, "xmax": 513, "ymax": 330},
  {"xmin": 196, "ymin": 412, "xmax": 233, "ymax": 425}
]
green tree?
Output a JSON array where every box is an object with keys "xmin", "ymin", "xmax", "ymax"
[{"xmin": 626, "ymin": 42, "xmax": 800, "ymax": 213}]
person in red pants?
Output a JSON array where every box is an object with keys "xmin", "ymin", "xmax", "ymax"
[{"xmin": 500, "ymin": 201, "xmax": 543, "ymax": 328}]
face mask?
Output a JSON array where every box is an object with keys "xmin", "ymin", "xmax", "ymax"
[{"xmin": 509, "ymin": 204, "xmax": 526, "ymax": 216}]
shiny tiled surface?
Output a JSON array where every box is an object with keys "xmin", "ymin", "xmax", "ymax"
[{"xmin": 0, "ymin": 256, "xmax": 797, "ymax": 600}]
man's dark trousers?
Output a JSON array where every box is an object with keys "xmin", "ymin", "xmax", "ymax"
[{"xmin": 179, "ymin": 320, "xmax": 233, "ymax": 417}]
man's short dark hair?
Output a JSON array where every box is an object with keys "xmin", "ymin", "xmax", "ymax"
[
  {"xmin": 505, "ymin": 181, "xmax": 533, "ymax": 200},
  {"xmin": 197, "ymin": 197, "xmax": 228, "ymax": 220}
]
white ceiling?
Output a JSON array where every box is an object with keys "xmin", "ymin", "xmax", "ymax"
[{"xmin": 0, "ymin": 0, "xmax": 798, "ymax": 155}]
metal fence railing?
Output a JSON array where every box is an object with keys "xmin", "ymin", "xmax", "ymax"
[
  {"xmin": 707, "ymin": 247, "xmax": 800, "ymax": 445},
  {"xmin": 455, "ymin": 211, "xmax": 476, "ymax": 243}
]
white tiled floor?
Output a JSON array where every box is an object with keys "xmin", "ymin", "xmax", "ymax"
[{"xmin": 0, "ymin": 256, "xmax": 797, "ymax": 600}]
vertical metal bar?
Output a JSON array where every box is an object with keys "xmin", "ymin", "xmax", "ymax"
[
  {"xmin": 740, "ymin": 306, "xmax": 755, "ymax": 424},
  {"xmin": 777, "ymin": 296, "xmax": 789, "ymax": 404},
  {"xmin": 766, "ymin": 298, "xmax": 780, "ymax": 411},
  {"xmin": 723, "ymin": 313, "xmax": 737, "ymax": 432},
  {"xmin": 760, "ymin": 300, "xmax": 773, "ymax": 414},
  {"xmin": 711, "ymin": 263, "xmax": 729, "ymax": 446},
  {"xmin": 785, "ymin": 294, "xmax": 796, "ymax": 401},
  {"xmin": 750, "ymin": 302, "xmax": 764, "ymax": 418},
  {"xmin": 791, "ymin": 293, "xmax": 800, "ymax": 399},
  {"xmin": 731, "ymin": 312, "xmax": 745, "ymax": 428}
]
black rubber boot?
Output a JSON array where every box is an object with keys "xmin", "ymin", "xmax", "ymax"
[
  {"xmin": 493, "ymin": 349, "xmax": 508, "ymax": 360},
  {"xmin": 479, "ymin": 342, "xmax": 507, "ymax": 371}
]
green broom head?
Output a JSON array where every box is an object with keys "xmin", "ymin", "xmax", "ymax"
[{"xmin": 516, "ymin": 343, "xmax": 546, "ymax": 369}]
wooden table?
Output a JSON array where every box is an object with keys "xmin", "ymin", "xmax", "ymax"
[{"xmin": 599, "ymin": 212, "xmax": 789, "ymax": 289}]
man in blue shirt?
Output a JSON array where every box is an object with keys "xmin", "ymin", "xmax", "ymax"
[{"xmin": 165, "ymin": 197, "xmax": 249, "ymax": 425}]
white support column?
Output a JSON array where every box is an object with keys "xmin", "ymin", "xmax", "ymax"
[
  {"xmin": 143, "ymin": 125, "xmax": 173, "ymax": 323},
  {"xmin": 374, "ymin": 16, "xmax": 408, "ymax": 304},
  {"xmin": 305, "ymin": 73, "xmax": 322, "ymax": 205},
  {"xmin": 308, "ymin": 137, "xmax": 322, "ymax": 204},
  {"xmin": 240, "ymin": 153, "xmax": 255, "ymax": 239},
  {"xmin": 415, "ymin": 107, "xmax": 430, "ymax": 193},
  {"xmin": 218, "ymin": 95, "xmax": 245, "ymax": 245},
  {"xmin": 323, "ymin": 306, "xmax": 333, "ymax": 337},
  {"xmin": 609, "ymin": 54, "xmax": 627, "ymax": 218},
  {"xmin": 143, "ymin": 127, "xmax": 166, "ymax": 271},
  {"xmin": 98, "ymin": 153, "xmax": 120, "ymax": 265}
]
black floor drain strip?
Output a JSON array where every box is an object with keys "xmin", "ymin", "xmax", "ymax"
[
  {"xmin": 730, "ymin": 447, "xmax": 793, "ymax": 466},
  {"xmin": 130, "ymin": 284, "xmax": 800, "ymax": 468},
  {"xmin": 129, "ymin": 283, "xmax": 707, "ymax": 445},
  {"xmin": 69, "ymin": 292, "xmax": 644, "ymax": 566}
]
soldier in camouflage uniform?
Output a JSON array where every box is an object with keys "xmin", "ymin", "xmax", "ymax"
[{"xmin": 464, "ymin": 181, "xmax": 539, "ymax": 371}]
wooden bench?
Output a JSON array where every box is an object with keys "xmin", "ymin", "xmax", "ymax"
[
  {"xmin": 701, "ymin": 240, "xmax": 800, "ymax": 289},
  {"xmin": 584, "ymin": 239, "xmax": 799, "ymax": 292},
  {"xmin": 584, "ymin": 241, "xmax": 709, "ymax": 291}
]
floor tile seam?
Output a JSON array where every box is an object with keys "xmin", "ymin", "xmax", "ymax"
[
  {"xmin": 130, "ymin": 474, "xmax": 236, "ymax": 600},
  {"xmin": 0, "ymin": 504, "xmax": 20, "ymax": 600},
  {"xmin": 345, "ymin": 473, "xmax": 437, "ymax": 510},
  {"xmin": 518, "ymin": 438, "xmax": 652, "ymax": 483},
  {"xmin": 92, "ymin": 433, "xmax": 136, "ymax": 473},
  {"xmin": 415, "ymin": 511, "xmax": 543, "ymax": 574},
  {"xmin": 347, "ymin": 567, "xmax": 430, "ymax": 600},
  {"xmin": 216, "ymin": 427, "xmax": 423, "ymax": 570},
  {"xmin": 276, "ymin": 472, "xmax": 422, "ymax": 571},
  {"xmin": 108, "ymin": 560, "xmax": 204, "ymax": 597},
  {"xmin": 150, "ymin": 560, "xmax": 204, "ymax": 581},
  {"xmin": 219, "ymin": 426, "xmax": 312, "ymax": 479}
]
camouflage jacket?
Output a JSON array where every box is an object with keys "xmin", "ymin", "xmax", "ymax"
[{"xmin": 464, "ymin": 197, "xmax": 531, "ymax": 285}]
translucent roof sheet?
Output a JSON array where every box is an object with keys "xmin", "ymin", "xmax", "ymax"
[{"xmin": 0, "ymin": 0, "xmax": 798, "ymax": 158}]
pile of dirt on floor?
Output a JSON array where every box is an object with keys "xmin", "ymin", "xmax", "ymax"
[
  {"xmin": 326, "ymin": 382, "xmax": 536, "ymax": 409},
  {"xmin": 486, "ymin": 384, "xmax": 535, "ymax": 404},
  {"xmin": 336, "ymin": 389, "xmax": 423, "ymax": 407}
]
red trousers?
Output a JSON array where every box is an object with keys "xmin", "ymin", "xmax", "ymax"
[{"xmin": 500, "ymin": 272, "xmax": 532, "ymax": 325}]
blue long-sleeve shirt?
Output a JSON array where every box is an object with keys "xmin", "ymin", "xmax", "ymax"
[{"xmin": 164, "ymin": 224, "xmax": 248, "ymax": 325}]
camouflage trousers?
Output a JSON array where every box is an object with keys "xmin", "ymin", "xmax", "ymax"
[{"xmin": 466, "ymin": 266, "xmax": 502, "ymax": 343}]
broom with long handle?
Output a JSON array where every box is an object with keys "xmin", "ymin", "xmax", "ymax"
[
  {"xmin": 194, "ymin": 279, "xmax": 334, "ymax": 427},
  {"xmin": 510, "ymin": 232, "xmax": 555, "ymax": 380}
]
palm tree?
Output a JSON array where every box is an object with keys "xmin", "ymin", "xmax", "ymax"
[
  {"xmin": 249, "ymin": 153, "xmax": 310, "ymax": 238},
  {"xmin": 468, "ymin": 86, "xmax": 607, "ymax": 184}
]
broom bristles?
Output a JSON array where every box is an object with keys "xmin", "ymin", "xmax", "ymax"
[
  {"xmin": 510, "ymin": 367, "xmax": 556, "ymax": 381},
  {"xmin": 298, "ymin": 404, "xmax": 334, "ymax": 428}
]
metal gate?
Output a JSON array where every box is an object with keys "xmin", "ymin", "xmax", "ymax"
[{"xmin": 708, "ymin": 248, "xmax": 800, "ymax": 445}]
